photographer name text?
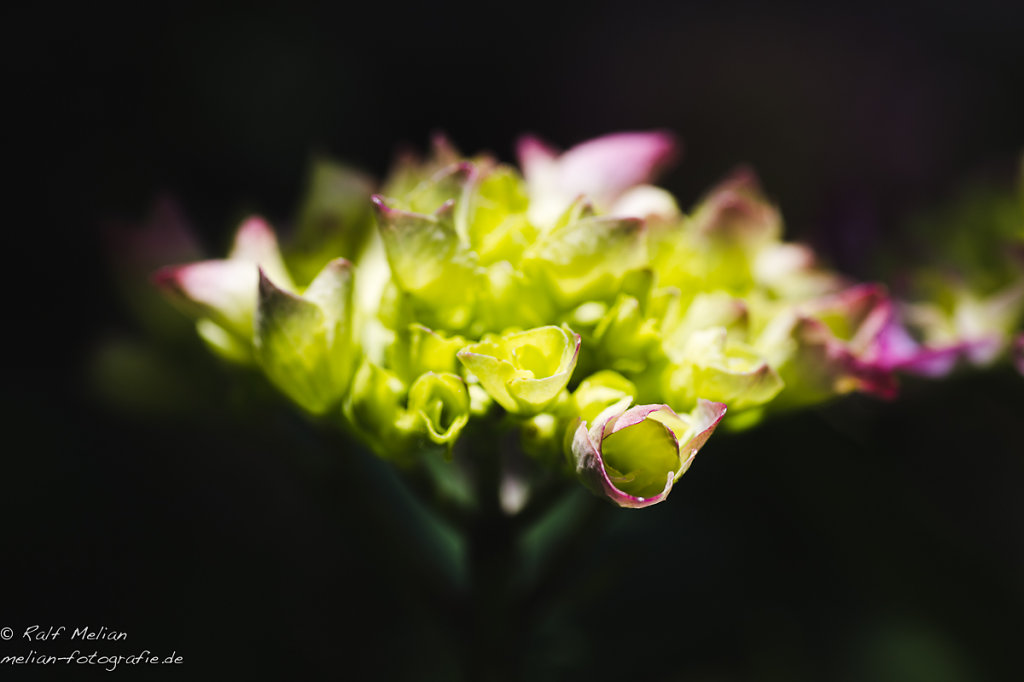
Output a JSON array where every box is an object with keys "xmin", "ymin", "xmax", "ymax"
[{"xmin": 19, "ymin": 626, "xmax": 126, "ymax": 642}]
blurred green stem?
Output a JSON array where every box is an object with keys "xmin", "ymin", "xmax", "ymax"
[{"xmin": 463, "ymin": 425, "xmax": 522, "ymax": 682}]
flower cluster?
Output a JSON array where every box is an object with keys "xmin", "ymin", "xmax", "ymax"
[
  {"xmin": 881, "ymin": 156, "xmax": 1024, "ymax": 376},
  {"xmin": 152, "ymin": 133, "xmax": 1019, "ymax": 508}
]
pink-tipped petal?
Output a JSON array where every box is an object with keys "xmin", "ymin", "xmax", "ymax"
[
  {"xmin": 222, "ymin": 215, "xmax": 296, "ymax": 292},
  {"xmin": 571, "ymin": 420, "xmax": 674, "ymax": 509},
  {"xmin": 693, "ymin": 167, "xmax": 781, "ymax": 243},
  {"xmin": 229, "ymin": 216, "xmax": 278, "ymax": 262},
  {"xmin": 556, "ymin": 131, "xmax": 678, "ymax": 206},
  {"xmin": 520, "ymin": 131, "xmax": 680, "ymax": 227},
  {"xmin": 152, "ymin": 259, "xmax": 258, "ymax": 336},
  {"xmin": 516, "ymin": 134, "xmax": 559, "ymax": 179}
]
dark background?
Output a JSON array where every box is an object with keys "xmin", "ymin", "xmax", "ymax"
[{"xmin": 4, "ymin": 0, "xmax": 1024, "ymax": 679}]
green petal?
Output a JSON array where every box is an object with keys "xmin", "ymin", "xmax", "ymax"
[
  {"xmin": 472, "ymin": 261, "xmax": 557, "ymax": 336},
  {"xmin": 600, "ymin": 417, "xmax": 679, "ymax": 499},
  {"xmin": 254, "ymin": 260, "xmax": 356, "ymax": 415},
  {"xmin": 373, "ymin": 195, "xmax": 480, "ymax": 330},
  {"xmin": 407, "ymin": 372, "xmax": 470, "ymax": 446},
  {"xmin": 522, "ymin": 216, "xmax": 648, "ymax": 308},
  {"xmin": 286, "ymin": 158, "xmax": 375, "ymax": 286},
  {"xmin": 661, "ymin": 291, "xmax": 748, "ymax": 347},
  {"xmin": 403, "ymin": 162, "xmax": 473, "ymax": 217},
  {"xmin": 195, "ymin": 318, "xmax": 252, "ymax": 363},
  {"xmin": 593, "ymin": 294, "xmax": 662, "ymax": 373},
  {"xmin": 388, "ymin": 324, "xmax": 468, "ymax": 386},
  {"xmin": 464, "ymin": 165, "xmax": 537, "ymax": 265},
  {"xmin": 665, "ymin": 327, "xmax": 783, "ymax": 410},
  {"xmin": 456, "ymin": 341, "xmax": 520, "ymax": 412},
  {"xmin": 344, "ymin": 360, "xmax": 416, "ymax": 460}
]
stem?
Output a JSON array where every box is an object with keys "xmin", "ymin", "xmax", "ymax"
[{"xmin": 463, "ymin": 427, "xmax": 522, "ymax": 682}]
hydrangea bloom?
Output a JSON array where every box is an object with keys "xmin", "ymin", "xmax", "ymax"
[{"xmin": 153, "ymin": 132, "xmax": 971, "ymax": 508}]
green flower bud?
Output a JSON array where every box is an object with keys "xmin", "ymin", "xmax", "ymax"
[
  {"xmin": 372, "ymin": 195, "xmax": 480, "ymax": 330},
  {"xmin": 593, "ymin": 295, "xmax": 662, "ymax": 374},
  {"xmin": 387, "ymin": 324, "xmax": 467, "ymax": 385},
  {"xmin": 520, "ymin": 411, "xmax": 563, "ymax": 462},
  {"xmin": 345, "ymin": 364, "xmax": 470, "ymax": 457},
  {"xmin": 457, "ymin": 324, "xmax": 581, "ymax": 414},
  {"xmin": 286, "ymin": 158, "xmax": 375, "ymax": 286},
  {"xmin": 254, "ymin": 259, "xmax": 357, "ymax": 415},
  {"xmin": 463, "ymin": 165, "xmax": 537, "ymax": 265},
  {"xmin": 399, "ymin": 161, "xmax": 473, "ymax": 217},
  {"xmin": 521, "ymin": 216, "xmax": 648, "ymax": 308},
  {"xmin": 652, "ymin": 169, "xmax": 783, "ymax": 296},
  {"xmin": 404, "ymin": 372, "xmax": 471, "ymax": 446},
  {"xmin": 571, "ymin": 371, "xmax": 638, "ymax": 425},
  {"xmin": 472, "ymin": 261, "xmax": 557, "ymax": 337},
  {"xmin": 345, "ymin": 360, "xmax": 417, "ymax": 460},
  {"xmin": 661, "ymin": 291, "xmax": 748, "ymax": 348},
  {"xmin": 664, "ymin": 327, "xmax": 783, "ymax": 411},
  {"xmin": 380, "ymin": 134, "xmax": 463, "ymax": 200}
]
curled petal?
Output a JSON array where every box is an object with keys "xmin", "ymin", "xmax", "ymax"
[
  {"xmin": 457, "ymin": 325, "xmax": 581, "ymax": 414},
  {"xmin": 406, "ymin": 372, "xmax": 471, "ymax": 446},
  {"xmin": 571, "ymin": 399, "xmax": 726, "ymax": 509}
]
